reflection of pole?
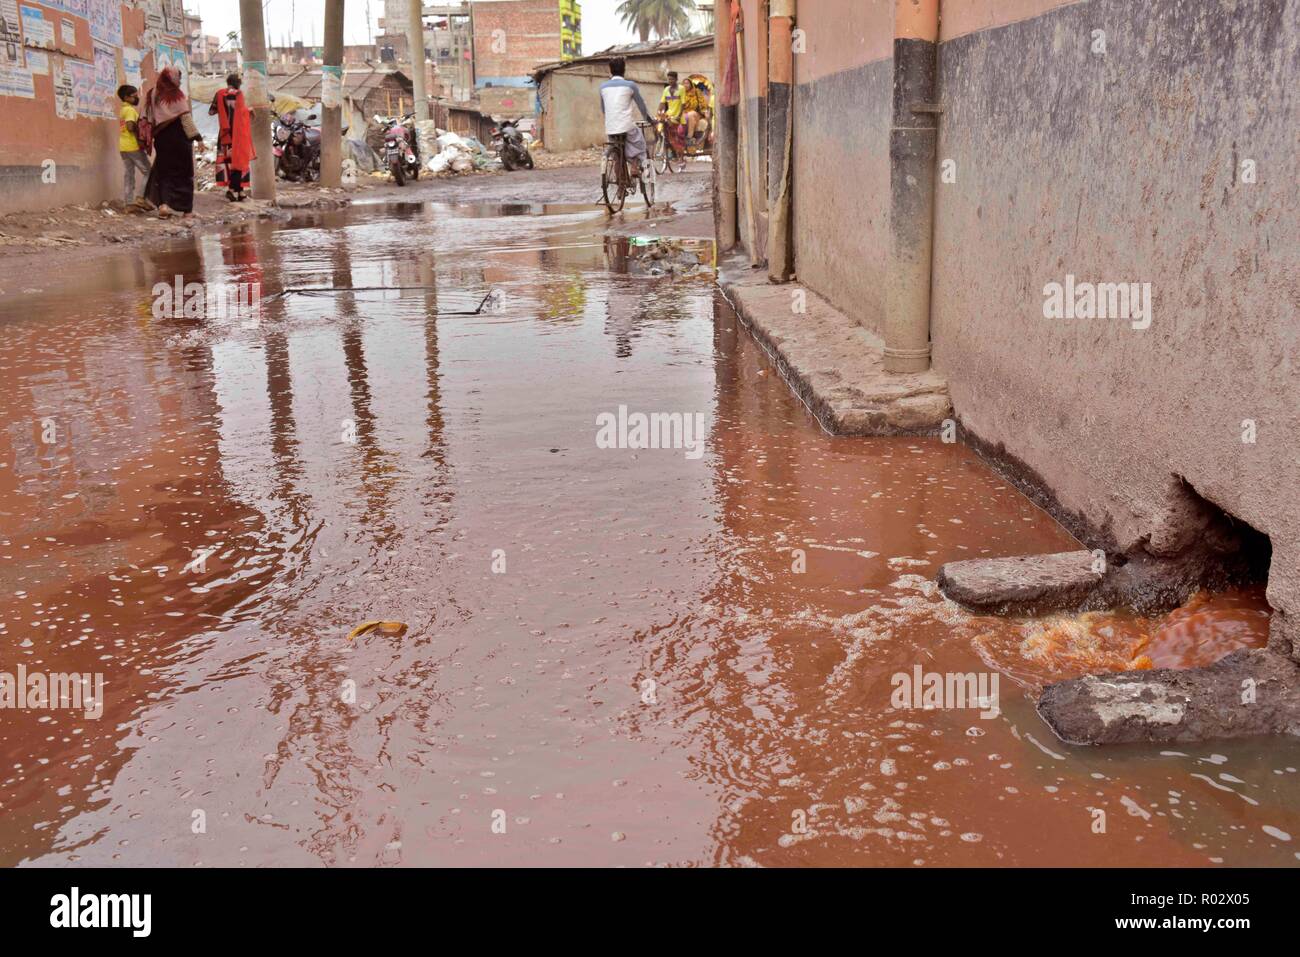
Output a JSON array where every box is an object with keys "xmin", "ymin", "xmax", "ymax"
[
  {"xmin": 321, "ymin": 0, "xmax": 345, "ymax": 188},
  {"xmin": 406, "ymin": 0, "xmax": 429, "ymax": 121},
  {"xmin": 239, "ymin": 0, "xmax": 275, "ymax": 202},
  {"xmin": 421, "ymin": 255, "xmax": 446, "ymax": 468}
]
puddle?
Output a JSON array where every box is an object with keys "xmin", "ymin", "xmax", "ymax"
[{"xmin": 1, "ymin": 200, "xmax": 1297, "ymax": 868}]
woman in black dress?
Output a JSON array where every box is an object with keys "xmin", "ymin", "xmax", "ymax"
[{"xmin": 142, "ymin": 67, "xmax": 204, "ymax": 218}]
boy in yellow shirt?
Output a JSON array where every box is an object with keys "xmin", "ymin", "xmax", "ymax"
[{"xmin": 117, "ymin": 84, "xmax": 151, "ymax": 207}]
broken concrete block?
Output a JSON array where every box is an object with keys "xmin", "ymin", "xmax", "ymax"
[
  {"xmin": 937, "ymin": 550, "xmax": 1102, "ymax": 615},
  {"xmin": 1038, "ymin": 649, "xmax": 1300, "ymax": 745}
]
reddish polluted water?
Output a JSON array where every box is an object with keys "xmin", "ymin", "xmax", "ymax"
[{"xmin": 0, "ymin": 201, "xmax": 1293, "ymax": 868}]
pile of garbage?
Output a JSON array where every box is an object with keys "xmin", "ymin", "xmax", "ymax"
[{"xmin": 423, "ymin": 126, "xmax": 495, "ymax": 176}]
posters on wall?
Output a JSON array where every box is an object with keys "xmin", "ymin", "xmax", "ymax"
[
  {"xmin": 1, "ymin": 0, "xmax": 26, "ymax": 66},
  {"xmin": 122, "ymin": 45, "xmax": 141, "ymax": 86},
  {"xmin": 155, "ymin": 41, "xmax": 188, "ymax": 93},
  {"xmin": 62, "ymin": 38, "xmax": 114, "ymax": 118},
  {"xmin": 0, "ymin": 0, "xmax": 35, "ymax": 97},
  {"xmin": 53, "ymin": 55, "xmax": 74, "ymax": 117},
  {"xmin": 162, "ymin": 0, "xmax": 181, "ymax": 34},
  {"xmin": 0, "ymin": 63, "xmax": 34, "ymax": 96},
  {"xmin": 46, "ymin": 0, "xmax": 90, "ymax": 16},
  {"xmin": 6, "ymin": 0, "xmax": 192, "ymax": 118},
  {"xmin": 87, "ymin": 0, "xmax": 121, "ymax": 45},
  {"xmin": 19, "ymin": 4, "xmax": 54, "ymax": 48}
]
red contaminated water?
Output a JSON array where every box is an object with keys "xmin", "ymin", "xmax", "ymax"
[
  {"xmin": 0, "ymin": 202, "xmax": 1295, "ymax": 868},
  {"xmin": 977, "ymin": 587, "xmax": 1272, "ymax": 688}
]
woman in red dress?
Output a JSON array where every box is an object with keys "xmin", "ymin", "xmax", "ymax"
[{"xmin": 209, "ymin": 73, "xmax": 256, "ymax": 202}]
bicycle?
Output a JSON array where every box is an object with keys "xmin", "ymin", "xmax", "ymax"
[
  {"xmin": 601, "ymin": 122, "xmax": 657, "ymax": 212},
  {"xmin": 653, "ymin": 118, "xmax": 689, "ymax": 175}
]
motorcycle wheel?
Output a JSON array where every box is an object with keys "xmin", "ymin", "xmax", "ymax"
[
  {"xmin": 391, "ymin": 160, "xmax": 405, "ymax": 186},
  {"xmin": 502, "ymin": 153, "xmax": 515, "ymax": 172},
  {"xmin": 523, "ymin": 152, "xmax": 534, "ymax": 170}
]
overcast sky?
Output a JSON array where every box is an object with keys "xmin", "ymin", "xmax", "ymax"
[{"xmin": 188, "ymin": 0, "xmax": 639, "ymax": 57}]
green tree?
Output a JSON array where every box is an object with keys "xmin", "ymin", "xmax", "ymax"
[{"xmin": 616, "ymin": 0, "xmax": 699, "ymax": 42}]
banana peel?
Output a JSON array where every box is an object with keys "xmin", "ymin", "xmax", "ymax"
[{"xmin": 347, "ymin": 620, "xmax": 408, "ymax": 641}]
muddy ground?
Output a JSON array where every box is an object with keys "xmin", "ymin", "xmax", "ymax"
[{"xmin": 0, "ymin": 152, "xmax": 711, "ymax": 287}]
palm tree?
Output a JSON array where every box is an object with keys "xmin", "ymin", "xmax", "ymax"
[{"xmin": 616, "ymin": 0, "xmax": 699, "ymax": 42}]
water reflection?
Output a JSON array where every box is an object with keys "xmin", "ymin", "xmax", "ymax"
[{"xmin": 0, "ymin": 202, "xmax": 1294, "ymax": 868}]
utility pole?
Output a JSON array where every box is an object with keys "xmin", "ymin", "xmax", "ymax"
[
  {"xmin": 406, "ymin": 0, "xmax": 429, "ymax": 120},
  {"xmin": 238, "ymin": 0, "xmax": 275, "ymax": 202},
  {"xmin": 321, "ymin": 0, "xmax": 346, "ymax": 187}
]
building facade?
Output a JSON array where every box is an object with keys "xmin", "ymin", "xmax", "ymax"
[
  {"xmin": 0, "ymin": 0, "xmax": 191, "ymax": 214},
  {"xmin": 724, "ymin": 0, "xmax": 1299, "ymax": 655}
]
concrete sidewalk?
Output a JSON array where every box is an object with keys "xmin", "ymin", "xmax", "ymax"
[{"xmin": 717, "ymin": 254, "xmax": 950, "ymax": 435}]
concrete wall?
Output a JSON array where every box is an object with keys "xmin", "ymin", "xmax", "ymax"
[
  {"xmin": 0, "ymin": 3, "xmax": 186, "ymax": 215},
  {"xmin": 732, "ymin": 0, "xmax": 1300, "ymax": 637},
  {"xmin": 790, "ymin": 1, "xmax": 893, "ymax": 334},
  {"xmin": 929, "ymin": 0, "xmax": 1300, "ymax": 631}
]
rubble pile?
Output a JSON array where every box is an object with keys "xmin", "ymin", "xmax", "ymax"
[{"xmin": 426, "ymin": 130, "xmax": 495, "ymax": 176}]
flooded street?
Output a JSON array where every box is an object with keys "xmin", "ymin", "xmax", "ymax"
[{"xmin": 1, "ymin": 185, "xmax": 1295, "ymax": 869}]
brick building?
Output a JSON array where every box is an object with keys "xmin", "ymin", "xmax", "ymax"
[{"xmin": 471, "ymin": 0, "xmax": 577, "ymax": 87}]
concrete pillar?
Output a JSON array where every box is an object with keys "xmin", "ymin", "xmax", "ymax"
[
  {"xmin": 320, "ymin": 0, "xmax": 345, "ymax": 188},
  {"xmin": 766, "ymin": 0, "xmax": 794, "ymax": 282},
  {"xmin": 883, "ymin": 0, "xmax": 939, "ymax": 373},
  {"xmin": 407, "ymin": 0, "xmax": 429, "ymax": 121},
  {"xmin": 716, "ymin": 1, "xmax": 738, "ymax": 251},
  {"xmin": 238, "ymin": 0, "xmax": 275, "ymax": 202}
]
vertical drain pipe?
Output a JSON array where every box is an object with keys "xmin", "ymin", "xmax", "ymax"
[
  {"xmin": 883, "ymin": 0, "xmax": 939, "ymax": 373},
  {"xmin": 766, "ymin": 0, "xmax": 795, "ymax": 282},
  {"xmin": 717, "ymin": 1, "xmax": 739, "ymax": 251}
]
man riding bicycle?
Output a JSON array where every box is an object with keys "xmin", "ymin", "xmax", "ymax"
[
  {"xmin": 658, "ymin": 71, "xmax": 687, "ymax": 156},
  {"xmin": 600, "ymin": 56, "xmax": 653, "ymax": 177}
]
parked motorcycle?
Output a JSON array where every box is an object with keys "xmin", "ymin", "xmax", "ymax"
[
  {"xmin": 493, "ymin": 120, "xmax": 534, "ymax": 172},
  {"xmin": 380, "ymin": 113, "xmax": 420, "ymax": 186},
  {"xmin": 273, "ymin": 112, "xmax": 321, "ymax": 182}
]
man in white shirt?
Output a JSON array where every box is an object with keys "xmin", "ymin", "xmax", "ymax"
[{"xmin": 599, "ymin": 57, "xmax": 653, "ymax": 176}]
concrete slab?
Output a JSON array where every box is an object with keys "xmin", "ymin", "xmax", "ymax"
[
  {"xmin": 937, "ymin": 550, "xmax": 1101, "ymax": 615},
  {"xmin": 718, "ymin": 255, "xmax": 950, "ymax": 435},
  {"xmin": 1038, "ymin": 649, "xmax": 1300, "ymax": 745}
]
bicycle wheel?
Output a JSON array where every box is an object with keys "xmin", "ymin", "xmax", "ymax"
[
  {"xmin": 641, "ymin": 160, "xmax": 656, "ymax": 207},
  {"xmin": 653, "ymin": 133, "xmax": 670, "ymax": 175},
  {"xmin": 601, "ymin": 150, "xmax": 625, "ymax": 212}
]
